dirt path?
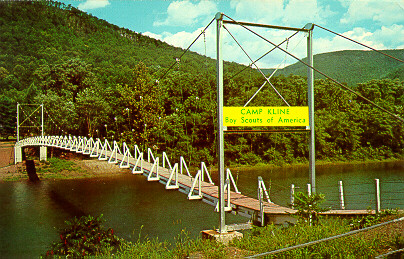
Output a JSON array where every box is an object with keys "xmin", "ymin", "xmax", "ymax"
[
  {"xmin": 0, "ymin": 141, "xmax": 20, "ymax": 176},
  {"xmin": 0, "ymin": 142, "xmax": 130, "ymax": 181}
]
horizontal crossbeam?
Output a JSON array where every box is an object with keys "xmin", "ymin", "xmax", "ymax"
[{"xmin": 223, "ymin": 20, "xmax": 310, "ymax": 32}]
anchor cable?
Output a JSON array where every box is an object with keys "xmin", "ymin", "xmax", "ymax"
[
  {"xmin": 229, "ymin": 30, "xmax": 300, "ymax": 80},
  {"xmin": 222, "ymin": 14, "xmax": 404, "ymax": 123},
  {"xmin": 314, "ymin": 24, "xmax": 404, "ymax": 64},
  {"xmin": 158, "ymin": 17, "xmax": 215, "ymax": 83}
]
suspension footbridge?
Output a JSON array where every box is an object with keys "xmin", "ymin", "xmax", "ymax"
[{"xmin": 12, "ymin": 13, "xmax": 403, "ymax": 233}]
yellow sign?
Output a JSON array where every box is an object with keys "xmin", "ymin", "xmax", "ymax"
[{"xmin": 223, "ymin": 106, "xmax": 309, "ymax": 127}]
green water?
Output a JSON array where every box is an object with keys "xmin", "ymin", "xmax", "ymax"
[{"xmin": 0, "ymin": 161, "xmax": 402, "ymax": 257}]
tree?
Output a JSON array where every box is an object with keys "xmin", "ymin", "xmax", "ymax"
[
  {"xmin": 34, "ymin": 58, "xmax": 97, "ymax": 103},
  {"xmin": 0, "ymin": 95, "xmax": 16, "ymax": 139}
]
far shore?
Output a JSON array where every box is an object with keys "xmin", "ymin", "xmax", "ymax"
[
  {"xmin": 1, "ymin": 155, "xmax": 402, "ymax": 182},
  {"xmin": 228, "ymin": 157, "xmax": 404, "ymax": 172}
]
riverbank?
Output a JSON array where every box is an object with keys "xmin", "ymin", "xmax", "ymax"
[
  {"xmin": 0, "ymin": 157, "xmax": 130, "ymax": 182},
  {"xmin": 47, "ymin": 212, "xmax": 404, "ymax": 258},
  {"xmin": 230, "ymin": 157, "xmax": 404, "ymax": 173}
]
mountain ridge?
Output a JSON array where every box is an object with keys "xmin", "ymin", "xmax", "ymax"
[{"xmin": 260, "ymin": 48, "xmax": 404, "ymax": 86}]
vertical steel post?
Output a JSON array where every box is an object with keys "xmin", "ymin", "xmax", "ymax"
[
  {"xmin": 339, "ymin": 180, "xmax": 345, "ymax": 210},
  {"xmin": 306, "ymin": 23, "xmax": 316, "ymax": 193},
  {"xmin": 17, "ymin": 103, "xmax": 20, "ymax": 142},
  {"xmin": 290, "ymin": 184, "xmax": 295, "ymax": 209},
  {"xmin": 259, "ymin": 187, "xmax": 264, "ymax": 226},
  {"xmin": 216, "ymin": 12, "xmax": 226, "ymax": 234},
  {"xmin": 375, "ymin": 178, "xmax": 380, "ymax": 213},
  {"xmin": 41, "ymin": 103, "xmax": 44, "ymax": 137}
]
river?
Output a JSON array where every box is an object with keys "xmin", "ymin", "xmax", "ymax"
[{"xmin": 0, "ymin": 160, "xmax": 403, "ymax": 257}]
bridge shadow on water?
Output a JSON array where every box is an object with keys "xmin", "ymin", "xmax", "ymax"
[{"xmin": 48, "ymin": 189, "xmax": 87, "ymax": 217}]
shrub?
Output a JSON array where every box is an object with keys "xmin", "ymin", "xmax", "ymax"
[
  {"xmin": 44, "ymin": 215, "xmax": 121, "ymax": 257},
  {"xmin": 292, "ymin": 191, "xmax": 329, "ymax": 225}
]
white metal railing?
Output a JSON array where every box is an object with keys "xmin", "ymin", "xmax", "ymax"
[
  {"xmin": 200, "ymin": 162, "xmax": 213, "ymax": 184},
  {"xmin": 258, "ymin": 176, "xmax": 271, "ymax": 203},
  {"xmin": 108, "ymin": 140, "xmax": 122, "ymax": 164},
  {"xmin": 70, "ymin": 136, "xmax": 78, "ymax": 151},
  {"xmin": 83, "ymin": 137, "xmax": 94, "ymax": 155},
  {"xmin": 99, "ymin": 139, "xmax": 112, "ymax": 161},
  {"xmin": 179, "ymin": 156, "xmax": 192, "ymax": 177},
  {"xmin": 147, "ymin": 157, "xmax": 160, "ymax": 181},
  {"xmin": 132, "ymin": 145, "xmax": 143, "ymax": 174},
  {"xmin": 162, "ymin": 151, "xmax": 172, "ymax": 170},
  {"xmin": 77, "ymin": 137, "xmax": 84, "ymax": 153},
  {"xmin": 188, "ymin": 169, "xmax": 203, "ymax": 200},
  {"xmin": 166, "ymin": 163, "xmax": 179, "ymax": 189},
  {"xmin": 226, "ymin": 168, "xmax": 240, "ymax": 194},
  {"xmin": 147, "ymin": 148, "xmax": 156, "ymax": 163},
  {"xmin": 120, "ymin": 142, "xmax": 132, "ymax": 168},
  {"xmin": 90, "ymin": 138, "xmax": 101, "ymax": 157}
]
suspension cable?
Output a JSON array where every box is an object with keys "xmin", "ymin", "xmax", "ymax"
[
  {"xmin": 223, "ymin": 24, "xmax": 290, "ymax": 106},
  {"xmin": 222, "ymin": 14, "xmax": 404, "ymax": 123},
  {"xmin": 45, "ymin": 110, "xmax": 66, "ymax": 134},
  {"xmin": 158, "ymin": 17, "xmax": 215, "ymax": 82},
  {"xmin": 314, "ymin": 24, "xmax": 404, "ymax": 64},
  {"xmin": 20, "ymin": 105, "xmax": 42, "ymax": 126},
  {"xmin": 244, "ymin": 34, "xmax": 305, "ymax": 107},
  {"xmin": 230, "ymin": 30, "xmax": 300, "ymax": 80}
]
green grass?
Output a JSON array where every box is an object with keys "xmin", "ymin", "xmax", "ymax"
[
  {"xmin": 88, "ymin": 213, "xmax": 403, "ymax": 258},
  {"xmin": 37, "ymin": 158, "xmax": 84, "ymax": 179}
]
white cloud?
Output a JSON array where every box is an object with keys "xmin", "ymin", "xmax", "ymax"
[
  {"xmin": 313, "ymin": 27, "xmax": 395, "ymax": 55},
  {"xmin": 154, "ymin": 0, "xmax": 217, "ymax": 27},
  {"xmin": 282, "ymin": 0, "xmax": 336, "ymax": 26},
  {"xmin": 340, "ymin": 0, "xmax": 404, "ymax": 25},
  {"xmin": 229, "ymin": 0, "xmax": 336, "ymax": 27},
  {"xmin": 145, "ymin": 24, "xmax": 310, "ymax": 68},
  {"xmin": 146, "ymin": 0, "xmax": 403, "ymax": 69},
  {"xmin": 78, "ymin": 0, "xmax": 110, "ymax": 10},
  {"xmin": 230, "ymin": 0, "xmax": 284, "ymax": 24}
]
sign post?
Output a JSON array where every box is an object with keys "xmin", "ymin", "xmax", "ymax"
[{"xmin": 306, "ymin": 23, "xmax": 315, "ymax": 194}]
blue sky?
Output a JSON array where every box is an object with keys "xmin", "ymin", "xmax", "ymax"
[{"xmin": 60, "ymin": 0, "xmax": 404, "ymax": 68}]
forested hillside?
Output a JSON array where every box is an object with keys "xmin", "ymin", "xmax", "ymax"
[
  {"xmin": 274, "ymin": 49, "xmax": 404, "ymax": 86},
  {"xmin": 1, "ymin": 0, "xmax": 402, "ymax": 166}
]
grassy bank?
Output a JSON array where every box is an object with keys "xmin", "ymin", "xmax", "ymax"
[
  {"xmin": 1, "ymin": 157, "xmax": 126, "ymax": 181},
  {"xmin": 46, "ymin": 212, "xmax": 404, "ymax": 258},
  {"xmin": 114, "ymin": 215, "xmax": 404, "ymax": 257}
]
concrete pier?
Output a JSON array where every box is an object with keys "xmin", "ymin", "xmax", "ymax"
[{"xmin": 40, "ymin": 146, "xmax": 47, "ymax": 161}]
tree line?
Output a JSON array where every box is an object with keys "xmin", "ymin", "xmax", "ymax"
[{"xmin": 0, "ymin": 1, "xmax": 402, "ymax": 166}]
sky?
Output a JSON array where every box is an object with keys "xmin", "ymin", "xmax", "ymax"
[{"xmin": 61, "ymin": 0, "xmax": 404, "ymax": 68}]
